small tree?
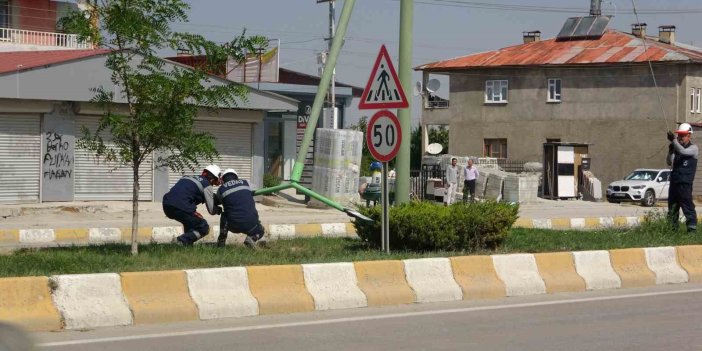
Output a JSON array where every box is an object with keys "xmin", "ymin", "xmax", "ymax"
[{"xmin": 60, "ymin": 0, "xmax": 264, "ymax": 255}]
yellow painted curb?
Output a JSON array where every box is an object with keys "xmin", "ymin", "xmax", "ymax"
[
  {"xmin": 354, "ymin": 260, "xmax": 415, "ymax": 306},
  {"xmin": 550, "ymin": 218, "xmax": 571, "ymax": 230},
  {"xmin": 534, "ymin": 252, "xmax": 586, "ymax": 293},
  {"xmin": 613, "ymin": 217, "xmax": 628, "ymax": 227},
  {"xmin": 0, "ymin": 277, "xmax": 61, "ymax": 331},
  {"xmin": 294, "ymin": 224, "xmax": 323, "ymax": 237},
  {"xmin": 345, "ymin": 222, "xmax": 356, "ymax": 236},
  {"xmin": 0, "ymin": 229, "xmax": 19, "ymax": 243},
  {"xmin": 584, "ymin": 218, "xmax": 601, "ymax": 229},
  {"xmin": 54, "ymin": 228, "xmax": 88, "ymax": 242},
  {"xmin": 120, "ymin": 271, "xmax": 198, "ymax": 324},
  {"xmin": 120, "ymin": 227, "xmax": 153, "ymax": 242},
  {"xmin": 247, "ymin": 265, "xmax": 314, "ymax": 315},
  {"xmin": 676, "ymin": 245, "xmax": 702, "ymax": 283},
  {"xmin": 609, "ymin": 248, "xmax": 656, "ymax": 288},
  {"xmin": 514, "ymin": 218, "xmax": 533, "ymax": 228},
  {"xmin": 450, "ymin": 256, "xmax": 506, "ymax": 299}
]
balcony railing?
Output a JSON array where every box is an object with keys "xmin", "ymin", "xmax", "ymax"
[{"xmin": 0, "ymin": 27, "xmax": 92, "ymax": 49}]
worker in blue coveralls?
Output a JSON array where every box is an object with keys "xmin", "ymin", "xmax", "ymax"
[
  {"xmin": 216, "ymin": 168, "xmax": 266, "ymax": 248},
  {"xmin": 162, "ymin": 164, "xmax": 222, "ymax": 246}
]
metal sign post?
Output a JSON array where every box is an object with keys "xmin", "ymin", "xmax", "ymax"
[{"xmin": 366, "ymin": 110, "xmax": 402, "ymax": 253}]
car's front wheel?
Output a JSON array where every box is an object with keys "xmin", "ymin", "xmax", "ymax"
[{"xmin": 641, "ymin": 189, "xmax": 656, "ymax": 207}]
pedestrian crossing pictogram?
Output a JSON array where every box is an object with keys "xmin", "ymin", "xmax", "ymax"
[{"xmin": 358, "ymin": 45, "xmax": 409, "ymax": 110}]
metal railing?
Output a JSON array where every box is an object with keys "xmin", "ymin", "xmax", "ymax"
[{"xmin": 0, "ymin": 27, "xmax": 92, "ymax": 49}]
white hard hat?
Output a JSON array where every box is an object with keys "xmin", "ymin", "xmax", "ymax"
[
  {"xmin": 220, "ymin": 168, "xmax": 238, "ymax": 178},
  {"xmin": 204, "ymin": 164, "xmax": 221, "ymax": 178},
  {"xmin": 676, "ymin": 123, "xmax": 693, "ymax": 135}
]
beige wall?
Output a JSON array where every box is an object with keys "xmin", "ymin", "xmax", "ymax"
[{"xmin": 421, "ymin": 64, "xmax": 702, "ymax": 193}]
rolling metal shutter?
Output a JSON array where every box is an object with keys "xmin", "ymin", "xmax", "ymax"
[
  {"xmin": 74, "ymin": 116, "xmax": 154, "ymax": 201},
  {"xmin": 0, "ymin": 114, "xmax": 40, "ymax": 203},
  {"xmin": 168, "ymin": 121, "xmax": 253, "ymax": 187}
]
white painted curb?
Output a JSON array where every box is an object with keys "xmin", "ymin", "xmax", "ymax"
[
  {"xmin": 302, "ymin": 262, "xmax": 367, "ymax": 310},
  {"xmin": 492, "ymin": 254, "xmax": 546, "ymax": 296},
  {"xmin": 50, "ymin": 273, "xmax": 133, "ymax": 330},
  {"xmin": 88, "ymin": 228, "xmax": 121, "ymax": 243},
  {"xmin": 185, "ymin": 267, "xmax": 259, "ymax": 320},
  {"xmin": 572, "ymin": 251, "xmax": 622, "ymax": 290},
  {"xmin": 268, "ymin": 224, "xmax": 296, "ymax": 239},
  {"xmin": 644, "ymin": 247, "xmax": 689, "ymax": 285},
  {"xmin": 19, "ymin": 229, "xmax": 55, "ymax": 243},
  {"xmin": 321, "ymin": 223, "xmax": 347, "ymax": 237},
  {"xmin": 152, "ymin": 226, "xmax": 180, "ymax": 243},
  {"xmin": 403, "ymin": 258, "xmax": 462, "ymax": 303}
]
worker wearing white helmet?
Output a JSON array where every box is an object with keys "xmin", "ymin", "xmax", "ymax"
[
  {"xmin": 216, "ymin": 168, "xmax": 265, "ymax": 248},
  {"xmin": 666, "ymin": 123, "xmax": 699, "ymax": 233},
  {"xmin": 162, "ymin": 164, "xmax": 223, "ymax": 246}
]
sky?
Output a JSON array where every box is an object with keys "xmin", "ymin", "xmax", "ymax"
[{"xmin": 178, "ymin": 0, "xmax": 702, "ymax": 127}]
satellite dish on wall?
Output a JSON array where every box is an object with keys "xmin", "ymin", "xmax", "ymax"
[
  {"xmin": 426, "ymin": 79, "xmax": 441, "ymax": 93},
  {"xmin": 426, "ymin": 143, "xmax": 443, "ymax": 155}
]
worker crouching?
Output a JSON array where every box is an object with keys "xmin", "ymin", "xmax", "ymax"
[{"xmin": 217, "ymin": 168, "xmax": 266, "ymax": 248}]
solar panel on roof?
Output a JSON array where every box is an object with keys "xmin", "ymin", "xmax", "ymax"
[
  {"xmin": 557, "ymin": 17, "xmax": 581, "ymax": 40},
  {"xmin": 572, "ymin": 16, "xmax": 597, "ymax": 38},
  {"xmin": 588, "ymin": 16, "xmax": 611, "ymax": 38}
]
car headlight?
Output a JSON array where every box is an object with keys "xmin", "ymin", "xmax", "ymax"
[{"xmin": 631, "ymin": 185, "xmax": 645, "ymax": 189}]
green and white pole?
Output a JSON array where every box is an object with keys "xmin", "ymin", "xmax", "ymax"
[{"xmin": 395, "ymin": 0, "xmax": 413, "ymax": 204}]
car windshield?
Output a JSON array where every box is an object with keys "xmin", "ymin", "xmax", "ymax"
[{"xmin": 624, "ymin": 170, "xmax": 658, "ymax": 181}]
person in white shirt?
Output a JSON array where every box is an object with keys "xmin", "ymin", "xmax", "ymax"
[
  {"xmin": 444, "ymin": 157, "xmax": 460, "ymax": 206},
  {"xmin": 463, "ymin": 159, "xmax": 480, "ymax": 203}
]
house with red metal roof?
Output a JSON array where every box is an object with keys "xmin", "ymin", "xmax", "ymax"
[{"xmin": 416, "ymin": 22, "xmax": 702, "ymax": 199}]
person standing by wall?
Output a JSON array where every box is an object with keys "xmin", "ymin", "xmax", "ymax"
[
  {"xmin": 463, "ymin": 159, "xmax": 479, "ymax": 203},
  {"xmin": 667, "ymin": 123, "xmax": 698, "ymax": 233},
  {"xmin": 444, "ymin": 157, "xmax": 460, "ymax": 206}
]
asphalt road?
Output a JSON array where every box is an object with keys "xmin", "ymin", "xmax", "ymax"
[{"xmin": 32, "ymin": 284, "xmax": 702, "ymax": 351}]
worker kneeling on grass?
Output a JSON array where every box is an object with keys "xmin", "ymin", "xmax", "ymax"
[
  {"xmin": 162, "ymin": 164, "xmax": 222, "ymax": 246},
  {"xmin": 217, "ymin": 168, "xmax": 266, "ymax": 248}
]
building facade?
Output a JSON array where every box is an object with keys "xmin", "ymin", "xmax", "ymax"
[{"xmin": 417, "ymin": 26, "xmax": 702, "ymax": 196}]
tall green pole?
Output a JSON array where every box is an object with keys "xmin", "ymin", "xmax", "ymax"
[
  {"xmin": 290, "ymin": 0, "xmax": 356, "ymax": 182},
  {"xmin": 395, "ymin": 0, "xmax": 413, "ymax": 204}
]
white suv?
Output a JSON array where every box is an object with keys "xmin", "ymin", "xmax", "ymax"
[{"xmin": 606, "ymin": 169, "xmax": 670, "ymax": 207}]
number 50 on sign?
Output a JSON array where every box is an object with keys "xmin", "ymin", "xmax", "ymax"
[{"xmin": 366, "ymin": 109, "xmax": 403, "ymax": 162}]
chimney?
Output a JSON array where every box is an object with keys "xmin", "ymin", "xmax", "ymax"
[
  {"xmin": 631, "ymin": 23, "xmax": 647, "ymax": 38},
  {"xmin": 590, "ymin": 0, "xmax": 602, "ymax": 16},
  {"xmin": 523, "ymin": 31, "xmax": 541, "ymax": 44},
  {"xmin": 659, "ymin": 25, "xmax": 676, "ymax": 45}
]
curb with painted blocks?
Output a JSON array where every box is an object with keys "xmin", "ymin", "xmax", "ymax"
[
  {"xmin": 3, "ymin": 245, "xmax": 702, "ymax": 332},
  {"xmin": 0, "ymin": 222, "xmax": 357, "ymax": 246}
]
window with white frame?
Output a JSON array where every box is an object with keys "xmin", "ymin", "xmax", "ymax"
[
  {"xmin": 692, "ymin": 88, "xmax": 697, "ymax": 113},
  {"xmin": 547, "ymin": 78, "xmax": 562, "ymax": 102},
  {"xmin": 485, "ymin": 80, "xmax": 508, "ymax": 103},
  {"xmin": 697, "ymin": 88, "xmax": 701, "ymax": 114}
]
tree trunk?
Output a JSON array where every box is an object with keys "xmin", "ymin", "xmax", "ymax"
[{"xmin": 131, "ymin": 164, "xmax": 140, "ymax": 256}]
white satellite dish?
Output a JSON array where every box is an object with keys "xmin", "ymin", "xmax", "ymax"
[
  {"xmin": 426, "ymin": 79, "xmax": 441, "ymax": 93},
  {"xmin": 413, "ymin": 81, "xmax": 422, "ymax": 97},
  {"xmin": 426, "ymin": 143, "xmax": 443, "ymax": 155}
]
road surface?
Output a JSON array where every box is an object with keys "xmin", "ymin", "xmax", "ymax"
[{"xmin": 33, "ymin": 283, "xmax": 702, "ymax": 351}]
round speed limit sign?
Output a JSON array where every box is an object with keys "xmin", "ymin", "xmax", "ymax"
[{"xmin": 366, "ymin": 109, "xmax": 403, "ymax": 162}]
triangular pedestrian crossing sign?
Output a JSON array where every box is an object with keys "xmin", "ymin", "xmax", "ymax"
[{"xmin": 358, "ymin": 45, "xmax": 409, "ymax": 110}]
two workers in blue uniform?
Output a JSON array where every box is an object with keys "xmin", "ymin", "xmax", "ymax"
[{"xmin": 162, "ymin": 164, "xmax": 265, "ymax": 248}]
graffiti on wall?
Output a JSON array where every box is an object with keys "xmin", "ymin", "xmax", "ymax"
[{"xmin": 43, "ymin": 132, "xmax": 73, "ymax": 180}]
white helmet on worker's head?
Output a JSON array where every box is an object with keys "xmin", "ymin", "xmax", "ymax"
[
  {"xmin": 676, "ymin": 123, "xmax": 694, "ymax": 135},
  {"xmin": 220, "ymin": 168, "xmax": 238, "ymax": 179},
  {"xmin": 203, "ymin": 164, "xmax": 221, "ymax": 179}
]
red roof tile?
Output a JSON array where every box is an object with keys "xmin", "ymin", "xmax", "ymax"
[
  {"xmin": 417, "ymin": 30, "xmax": 702, "ymax": 71},
  {"xmin": 0, "ymin": 49, "xmax": 111, "ymax": 75}
]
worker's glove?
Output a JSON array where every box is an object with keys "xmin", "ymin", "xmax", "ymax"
[
  {"xmin": 667, "ymin": 131, "xmax": 675, "ymax": 141},
  {"xmin": 669, "ymin": 143, "xmax": 675, "ymax": 153},
  {"xmin": 214, "ymin": 206, "xmax": 223, "ymax": 215}
]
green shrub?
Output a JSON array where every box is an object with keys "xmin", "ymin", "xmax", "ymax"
[
  {"xmin": 354, "ymin": 201, "xmax": 519, "ymax": 252},
  {"xmin": 263, "ymin": 173, "xmax": 282, "ymax": 188}
]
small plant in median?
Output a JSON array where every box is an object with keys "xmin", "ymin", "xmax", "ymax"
[{"xmin": 354, "ymin": 201, "xmax": 519, "ymax": 251}]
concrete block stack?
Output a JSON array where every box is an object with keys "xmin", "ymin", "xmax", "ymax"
[
  {"xmin": 310, "ymin": 128, "xmax": 363, "ymax": 207},
  {"xmin": 484, "ymin": 172, "xmax": 508, "ymax": 201},
  {"xmin": 503, "ymin": 175, "xmax": 540, "ymax": 203}
]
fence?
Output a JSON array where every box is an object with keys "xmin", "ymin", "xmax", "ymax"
[{"xmin": 0, "ymin": 28, "xmax": 92, "ymax": 49}]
